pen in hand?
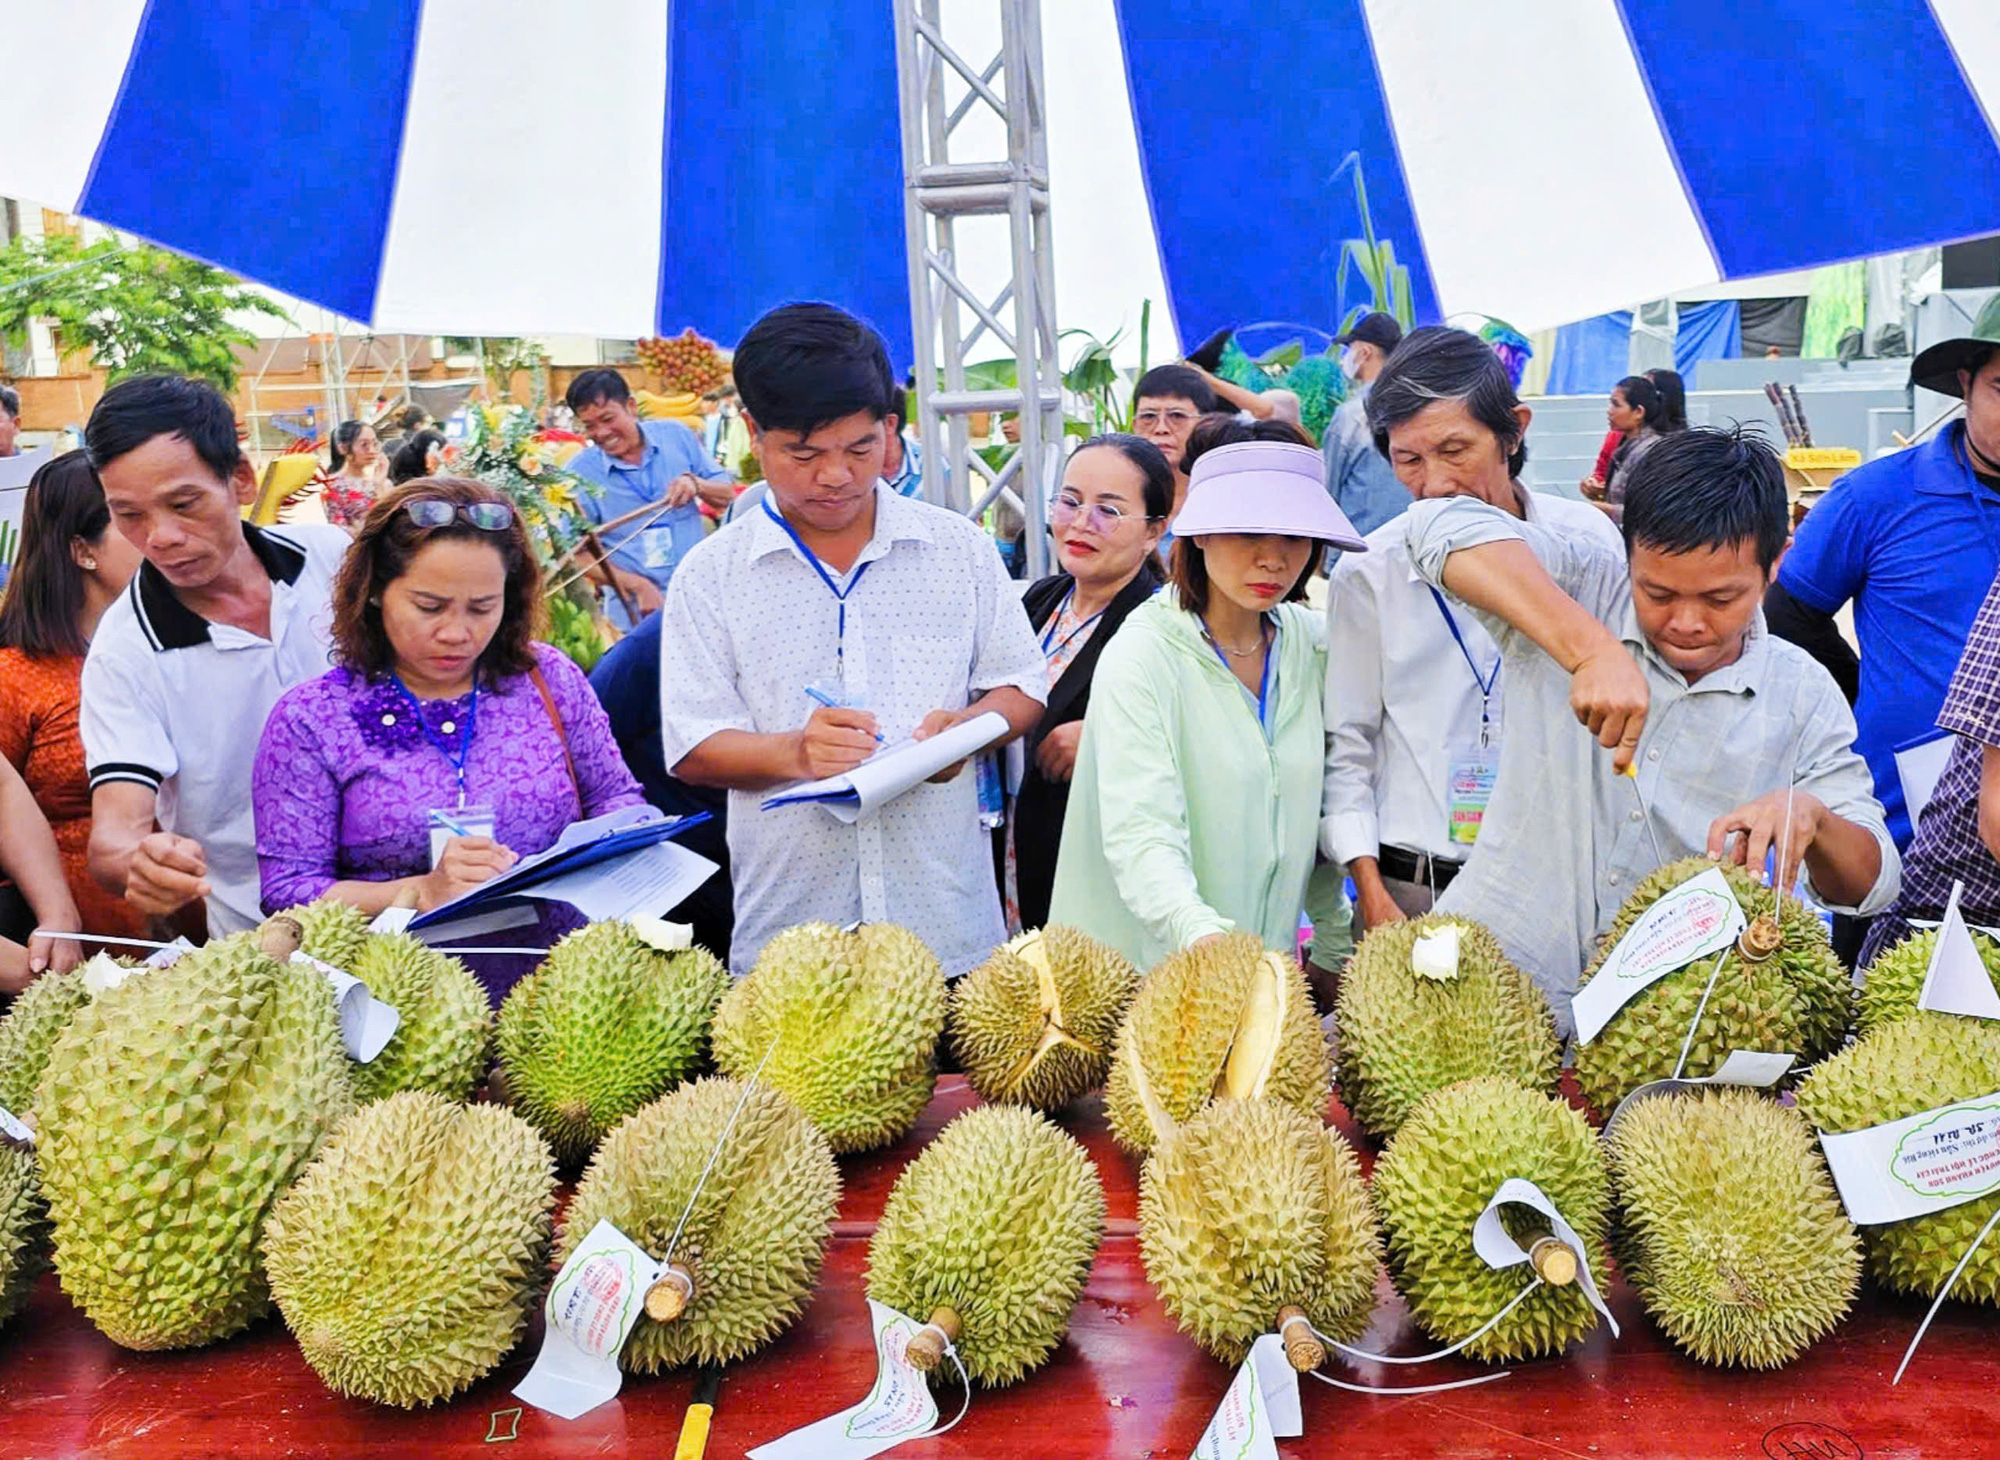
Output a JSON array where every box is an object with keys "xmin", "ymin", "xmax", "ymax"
[{"xmin": 805, "ymin": 684, "xmax": 884, "ymax": 744}]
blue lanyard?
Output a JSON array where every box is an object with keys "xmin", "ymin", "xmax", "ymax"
[
  {"xmin": 1429, "ymin": 586, "xmax": 1500, "ymax": 742},
  {"xmin": 1041, "ymin": 584, "xmax": 1105, "ymax": 660},
  {"xmin": 1203, "ymin": 618, "xmax": 1275, "ymax": 733},
  {"xmin": 391, "ymin": 677, "xmax": 479, "ymax": 804},
  {"xmin": 764, "ymin": 498, "xmax": 872, "ymax": 673}
]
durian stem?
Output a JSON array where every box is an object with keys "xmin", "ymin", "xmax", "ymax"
[
  {"xmin": 644, "ymin": 1263, "xmax": 696, "ymax": 1322},
  {"xmin": 1737, "ymin": 913, "xmax": 1783, "ymax": 963},
  {"xmin": 1276, "ymin": 1306, "xmax": 1324, "ymax": 1372},
  {"xmin": 258, "ymin": 917, "xmax": 304, "ymax": 961},
  {"xmin": 1525, "ymin": 1234, "xmax": 1578, "ymax": 1287},
  {"xmin": 905, "ymin": 1307, "xmax": 961, "ymax": 1373}
]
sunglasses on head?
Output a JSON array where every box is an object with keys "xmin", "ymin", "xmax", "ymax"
[{"xmin": 401, "ymin": 498, "xmax": 514, "ymax": 531}]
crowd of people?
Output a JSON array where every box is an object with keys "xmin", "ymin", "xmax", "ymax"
[{"xmin": 8, "ymin": 293, "xmax": 2000, "ymax": 1039}]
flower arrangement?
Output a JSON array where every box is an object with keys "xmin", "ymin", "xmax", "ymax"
[{"xmin": 449, "ymin": 403, "xmax": 600, "ymax": 565}]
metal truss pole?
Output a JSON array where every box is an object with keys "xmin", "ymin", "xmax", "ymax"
[{"xmin": 894, "ymin": 0, "xmax": 1062, "ymax": 577}]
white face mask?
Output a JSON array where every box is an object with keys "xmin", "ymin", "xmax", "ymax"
[{"xmin": 1339, "ymin": 345, "xmax": 1362, "ymax": 379}]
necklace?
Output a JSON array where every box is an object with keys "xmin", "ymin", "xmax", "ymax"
[{"xmin": 1204, "ymin": 618, "xmax": 1268, "ymax": 658}]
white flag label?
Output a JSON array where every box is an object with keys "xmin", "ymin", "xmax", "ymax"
[
  {"xmin": 1571, "ymin": 866, "xmax": 1745, "ymax": 1044},
  {"xmin": 1819, "ymin": 1092, "xmax": 2000, "ymax": 1225}
]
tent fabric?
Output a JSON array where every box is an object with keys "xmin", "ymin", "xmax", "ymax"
[
  {"xmin": 1739, "ymin": 297, "xmax": 1810, "ymax": 357},
  {"xmin": 1673, "ymin": 300, "xmax": 1743, "ymax": 379},
  {"xmin": 1546, "ymin": 312, "xmax": 1634, "ymax": 398}
]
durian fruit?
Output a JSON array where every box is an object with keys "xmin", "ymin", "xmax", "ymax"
[
  {"xmin": 1795, "ymin": 1014, "xmax": 2000, "ymax": 1303},
  {"xmin": 34, "ymin": 922, "xmax": 354, "ymax": 1349},
  {"xmin": 347, "ymin": 935, "xmax": 491, "ymax": 1103},
  {"xmin": 0, "ymin": 966, "xmax": 91, "ymax": 1118},
  {"xmin": 557, "ymin": 1076, "xmax": 839, "ymax": 1372},
  {"xmin": 1334, "ymin": 915, "xmax": 1559, "ymax": 1139},
  {"xmin": 1104, "ymin": 933, "xmax": 1327, "ymax": 1154},
  {"xmin": 264, "ymin": 1092, "xmax": 556, "ymax": 1407},
  {"xmin": 949, "ymin": 927, "xmax": 1138, "ymax": 1110},
  {"xmin": 1858, "ymin": 926, "xmax": 2000, "ymax": 1035},
  {"xmin": 0, "ymin": 1144, "xmax": 47, "ymax": 1328},
  {"xmin": 1139, "ymin": 1098, "xmax": 1380, "ymax": 1366},
  {"xmin": 1371, "ymin": 1077, "xmax": 1611, "ymax": 1361},
  {"xmin": 711, "ymin": 922, "xmax": 946, "ymax": 1154},
  {"xmin": 1605, "ymin": 1088, "xmax": 1859, "ymax": 1367},
  {"xmin": 279, "ymin": 899, "xmax": 373, "ymax": 971},
  {"xmin": 1573, "ymin": 858, "xmax": 1851, "ymax": 1117},
  {"xmin": 866, "ymin": 1105, "xmax": 1105, "ymax": 1385},
  {"xmin": 497, "ymin": 921, "xmax": 728, "ymax": 1163}
]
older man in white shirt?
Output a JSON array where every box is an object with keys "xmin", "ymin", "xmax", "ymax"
[{"xmin": 1324, "ymin": 327, "xmax": 1622, "ymax": 934}]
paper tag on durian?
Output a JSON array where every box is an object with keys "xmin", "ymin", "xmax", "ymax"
[
  {"xmin": 1472, "ymin": 1178, "xmax": 1619, "ymax": 1336},
  {"xmin": 1411, "ymin": 924, "xmax": 1463, "ymax": 981},
  {"xmin": 1599, "ymin": 1050, "xmax": 1796, "ymax": 1141},
  {"xmin": 143, "ymin": 936, "xmax": 195, "ymax": 969},
  {"xmin": 747, "ymin": 1299, "xmax": 942, "ymax": 1459},
  {"xmin": 1818, "ymin": 1090, "xmax": 2000, "ymax": 1225},
  {"xmin": 367, "ymin": 904, "xmax": 416, "ymax": 936},
  {"xmin": 290, "ymin": 952, "xmax": 400, "ymax": 1064},
  {"xmin": 0, "ymin": 1103, "xmax": 32, "ymax": 1148},
  {"xmin": 1189, "ymin": 1333, "xmax": 1300, "ymax": 1460},
  {"xmin": 1571, "ymin": 866, "xmax": 1745, "ymax": 1044},
  {"xmin": 514, "ymin": 1219, "xmax": 662, "ymax": 1420}
]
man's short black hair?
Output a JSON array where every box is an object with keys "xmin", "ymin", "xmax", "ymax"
[
  {"xmin": 0, "ymin": 385, "xmax": 18, "ymax": 420},
  {"xmin": 1365, "ymin": 326, "xmax": 1528, "ymax": 477},
  {"xmin": 1132, "ymin": 364, "xmax": 1216, "ymax": 414},
  {"xmin": 1621, "ymin": 423, "xmax": 1788, "ymax": 572},
  {"xmin": 85, "ymin": 374, "xmax": 241, "ymax": 482},
  {"xmin": 565, "ymin": 368, "xmax": 633, "ymax": 414},
  {"xmin": 733, "ymin": 302, "xmax": 896, "ymax": 438}
]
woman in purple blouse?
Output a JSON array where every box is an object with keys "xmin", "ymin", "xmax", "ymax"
[{"xmin": 253, "ymin": 476, "xmax": 644, "ymax": 999}]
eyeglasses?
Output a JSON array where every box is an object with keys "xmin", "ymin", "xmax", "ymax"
[
  {"xmin": 402, "ymin": 499, "xmax": 514, "ymax": 531},
  {"xmin": 1133, "ymin": 408, "xmax": 1197, "ymax": 431},
  {"xmin": 1050, "ymin": 493, "xmax": 1158, "ymax": 534}
]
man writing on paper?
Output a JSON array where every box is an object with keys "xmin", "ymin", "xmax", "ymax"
[
  {"xmin": 1407, "ymin": 425, "xmax": 1899, "ymax": 1032},
  {"xmin": 660, "ymin": 303, "xmax": 1044, "ymax": 975}
]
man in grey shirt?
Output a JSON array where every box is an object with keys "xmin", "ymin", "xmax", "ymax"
[
  {"xmin": 1407, "ymin": 425, "xmax": 1899, "ymax": 1033},
  {"xmin": 1322, "ymin": 311, "xmax": 1407, "ymax": 537}
]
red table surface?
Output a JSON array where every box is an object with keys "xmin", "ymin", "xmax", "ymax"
[{"xmin": 2, "ymin": 1076, "xmax": 1994, "ymax": 1459}]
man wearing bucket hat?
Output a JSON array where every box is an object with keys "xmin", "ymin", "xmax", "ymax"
[
  {"xmin": 1047, "ymin": 440, "xmax": 1364, "ymax": 971},
  {"xmin": 1772, "ymin": 297, "xmax": 2000, "ymax": 897}
]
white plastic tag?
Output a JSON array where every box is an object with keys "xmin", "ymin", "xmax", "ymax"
[
  {"xmin": 746, "ymin": 1300, "xmax": 942, "ymax": 1459},
  {"xmin": 1410, "ymin": 923, "xmax": 1463, "ymax": 982},
  {"xmin": 1571, "ymin": 866, "xmax": 1745, "ymax": 1044},
  {"xmin": 1188, "ymin": 1332, "xmax": 1301, "ymax": 1460},
  {"xmin": 0, "ymin": 1103, "xmax": 32, "ymax": 1147},
  {"xmin": 1818, "ymin": 1091, "xmax": 2000, "ymax": 1225},
  {"xmin": 144, "ymin": 937, "xmax": 195, "ymax": 969},
  {"xmin": 291, "ymin": 952, "xmax": 400, "ymax": 1064},
  {"xmin": 514, "ymin": 1219, "xmax": 661, "ymax": 1420},
  {"xmin": 627, "ymin": 916, "xmax": 693, "ymax": 953},
  {"xmin": 1600, "ymin": 1051, "xmax": 1796, "ymax": 1141},
  {"xmin": 1918, "ymin": 883, "xmax": 2000, "ymax": 1022},
  {"xmin": 368, "ymin": 904, "xmax": 417, "ymax": 936},
  {"xmin": 1471, "ymin": 1178, "xmax": 1618, "ymax": 1336}
]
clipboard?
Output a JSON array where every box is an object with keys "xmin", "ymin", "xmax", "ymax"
[{"xmin": 759, "ymin": 711, "xmax": 1009, "ymax": 823}]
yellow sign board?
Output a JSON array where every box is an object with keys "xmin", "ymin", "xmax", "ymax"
[{"xmin": 1784, "ymin": 446, "xmax": 1861, "ymax": 472}]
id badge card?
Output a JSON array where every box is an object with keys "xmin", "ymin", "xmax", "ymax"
[
  {"xmin": 1446, "ymin": 741, "xmax": 1499, "ymax": 848},
  {"xmin": 428, "ymin": 804, "xmax": 497, "ymax": 869},
  {"xmin": 638, "ymin": 524, "xmax": 679, "ymax": 571}
]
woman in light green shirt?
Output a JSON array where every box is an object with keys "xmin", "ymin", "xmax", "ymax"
[{"xmin": 1050, "ymin": 438, "xmax": 1364, "ymax": 970}]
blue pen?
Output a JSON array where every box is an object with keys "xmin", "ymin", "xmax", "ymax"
[{"xmin": 805, "ymin": 684, "xmax": 884, "ymax": 743}]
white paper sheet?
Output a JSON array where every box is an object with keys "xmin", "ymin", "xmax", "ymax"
[
  {"xmin": 746, "ymin": 1300, "xmax": 944, "ymax": 1459},
  {"xmin": 1571, "ymin": 865, "xmax": 1746, "ymax": 1044},
  {"xmin": 1599, "ymin": 1050, "xmax": 1797, "ymax": 1141},
  {"xmin": 1819, "ymin": 1091, "xmax": 2000, "ymax": 1224},
  {"xmin": 1897, "ymin": 733, "xmax": 1955, "ymax": 824},
  {"xmin": 761, "ymin": 712, "xmax": 1010, "ymax": 823},
  {"xmin": 1471, "ymin": 1178, "xmax": 1617, "ymax": 1335},
  {"xmin": 514, "ymin": 1219, "xmax": 661, "ymax": 1421},
  {"xmin": 0, "ymin": 1103, "xmax": 32, "ymax": 1146},
  {"xmin": 528, "ymin": 839, "xmax": 718, "ymax": 924},
  {"xmin": 1918, "ymin": 882, "xmax": 2000, "ymax": 1022},
  {"xmin": 1188, "ymin": 1333, "xmax": 1301, "ymax": 1460},
  {"xmin": 291, "ymin": 952, "xmax": 401, "ymax": 1064}
]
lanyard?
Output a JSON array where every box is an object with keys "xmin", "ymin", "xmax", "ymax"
[
  {"xmin": 1203, "ymin": 619, "xmax": 1275, "ymax": 733},
  {"xmin": 1041, "ymin": 585, "xmax": 1106, "ymax": 660},
  {"xmin": 391, "ymin": 677, "xmax": 479, "ymax": 805},
  {"xmin": 764, "ymin": 498, "xmax": 872, "ymax": 673},
  {"xmin": 1429, "ymin": 587, "xmax": 1501, "ymax": 744}
]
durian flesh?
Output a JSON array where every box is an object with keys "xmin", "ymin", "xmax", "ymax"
[{"xmin": 949, "ymin": 927, "xmax": 1138, "ymax": 1110}]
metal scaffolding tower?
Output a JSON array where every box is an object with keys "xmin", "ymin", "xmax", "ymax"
[{"xmin": 894, "ymin": 0, "xmax": 1062, "ymax": 577}]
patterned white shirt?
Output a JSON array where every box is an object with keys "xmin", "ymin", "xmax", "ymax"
[{"xmin": 659, "ymin": 485, "xmax": 1045, "ymax": 975}]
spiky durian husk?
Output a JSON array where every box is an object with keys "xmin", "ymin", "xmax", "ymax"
[
  {"xmin": 1139, "ymin": 1098, "xmax": 1380, "ymax": 1364},
  {"xmin": 949, "ymin": 927, "xmax": 1138, "ymax": 1111},
  {"xmin": 1606, "ymin": 1088, "xmax": 1858, "ymax": 1367},
  {"xmin": 0, "ymin": 1146, "xmax": 48, "ymax": 1329},
  {"xmin": 1857, "ymin": 927, "xmax": 2000, "ymax": 1036},
  {"xmin": 711, "ymin": 922, "xmax": 945, "ymax": 1154},
  {"xmin": 1372, "ymin": 1077, "xmax": 1611, "ymax": 1362},
  {"xmin": 866, "ymin": 1105, "xmax": 1104, "ymax": 1385},
  {"xmin": 558, "ymin": 1077, "xmax": 840, "ymax": 1372},
  {"xmin": 1573, "ymin": 859, "xmax": 1850, "ymax": 1117},
  {"xmin": 497, "ymin": 922, "xmax": 728, "ymax": 1163},
  {"xmin": 347, "ymin": 935, "xmax": 491, "ymax": 1103},
  {"xmin": 278, "ymin": 900, "xmax": 374, "ymax": 971},
  {"xmin": 1795, "ymin": 1014, "xmax": 2000, "ymax": 1304},
  {"xmin": 1334, "ymin": 914, "xmax": 1559, "ymax": 1139},
  {"xmin": 264, "ymin": 1093, "xmax": 556, "ymax": 1406},
  {"xmin": 0, "ymin": 967, "xmax": 91, "ymax": 1117},
  {"xmin": 35, "ymin": 933, "xmax": 353, "ymax": 1349},
  {"xmin": 1104, "ymin": 933, "xmax": 1328, "ymax": 1155}
]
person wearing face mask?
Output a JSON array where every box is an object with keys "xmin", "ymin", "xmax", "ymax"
[
  {"xmin": 1004, "ymin": 433, "xmax": 1169, "ymax": 931},
  {"xmin": 1407, "ymin": 424, "xmax": 1898, "ymax": 1033},
  {"xmin": 1049, "ymin": 441, "xmax": 1365, "ymax": 970},
  {"xmin": 252, "ymin": 477, "xmax": 645, "ymax": 1001},
  {"xmin": 1320, "ymin": 312, "xmax": 1407, "ymax": 538},
  {"xmin": 1325, "ymin": 329, "xmax": 1620, "ymax": 942}
]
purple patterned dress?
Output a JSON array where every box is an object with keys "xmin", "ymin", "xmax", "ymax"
[{"xmin": 253, "ymin": 642, "xmax": 645, "ymax": 1000}]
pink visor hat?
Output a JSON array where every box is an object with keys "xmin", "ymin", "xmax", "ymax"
[{"xmin": 1172, "ymin": 441, "xmax": 1369, "ymax": 551}]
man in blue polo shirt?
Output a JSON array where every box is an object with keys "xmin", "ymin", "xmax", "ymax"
[
  {"xmin": 564, "ymin": 368, "xmax": 735, "ymax": 625},
  {"xmin": 1776, "ymin": 298, "xmax": 2000, "ymax": 875}
]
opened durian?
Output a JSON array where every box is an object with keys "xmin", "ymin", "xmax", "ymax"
[
  {"xmin": 1334, "ymin": 915, "xmax": 1559, "ymax": 1139},
  {"xmin": 866, "ymin": 1105, "xmax": 1104, "ymax": 1385},
  {"xmin": 264, "ymin": 1092, "xmax": 556, "ymax": 1406},
  {"xmin": 1857, "ymin": 925, "xmax": 2000, "ymax": 1035},
  {"xmin": 1105, "ymin": 933, "xmax": 1328, "ymax": 1154},
  {"xmin": 711, "ymin": 922, "xmax": 946, "ymax": 1154},
  {"xmin": 497, "ymin": 921, "xmax": 728, "ymax": 1163},
  {"xmin": 347, "ymin": 935, "xmax": 491, "ymax": 1103},
  {"xmin": 557, "ymin": 1077, "xmax": 840, "ymax": 1371},
  {"xmin": 1573, "ymin": 859, "xmax": 1850, "ymax": 1117},
  {"xmin": 1139, "ymin": 1098, "xmax": 1380, "ymax": 1367},
  {"xmin": 1606, "ymin": 1088, "xmax": 1858, "ymax": 1367},
  {"xmin": 950, "ymin": 927, "xmax": 1137, "ymax": 1110}
]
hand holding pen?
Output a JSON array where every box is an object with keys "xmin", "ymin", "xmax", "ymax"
[{"xmin": 797, "ymin": 684, "xmax": 881, "ymax": 780}]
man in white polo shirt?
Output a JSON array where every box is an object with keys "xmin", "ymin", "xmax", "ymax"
[
  {"xmin": 662, "ymin": 302, "xmax": 1045, "ymax": 976},
  {"xmin": 81, "ymin": 375, "xmax": 347, "ymax": 937}
]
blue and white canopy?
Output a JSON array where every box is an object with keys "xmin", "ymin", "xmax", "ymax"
[{"xmin": 7, "ymin": 0, "xmax": 2000, "ymax": 362}]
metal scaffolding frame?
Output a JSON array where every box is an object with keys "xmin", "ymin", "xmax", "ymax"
[{"xmin": 894, "ymin": 0, "xmax": 1062, "ymax": 578}]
